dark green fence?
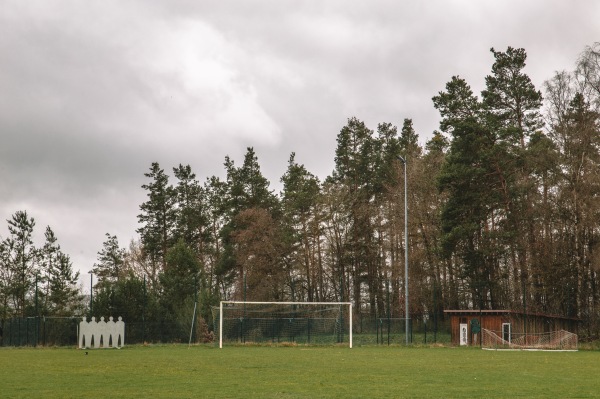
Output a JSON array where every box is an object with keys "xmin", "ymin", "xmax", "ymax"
[
  {"xmin": 0, "ymin": 317, "xmax": 204, "ymax": 347},
  {"xmin": 1, "ymin": 317, "xmax": 80, "ymax": 347},
  {"xmin": 1, "ymin": 314, "xmax": 451, "ymax": 347},
  {"xmin": 353, "ymin": 314, "xmax": 451, "ymax": 345}
]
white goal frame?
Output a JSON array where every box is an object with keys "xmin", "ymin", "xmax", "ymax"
[
  {"xmin": 218, "ymin": 301, "xmax": 353, "ymax": 348},
  {"xmin": 481, "ymin": 328, "xmax": 578, "ymax": 351}
]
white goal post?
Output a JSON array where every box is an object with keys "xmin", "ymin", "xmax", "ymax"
[
  {"xmin": 481, "ymin": 328, "xmax": 578, "ymax": 351},
  {"xmin": 217, "ymin": 301, "xmax": 353, "ymax": 348}
]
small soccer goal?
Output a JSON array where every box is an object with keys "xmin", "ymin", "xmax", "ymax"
[
  {"xmin": 212, "ymin": 301, "xmax": 353, "ymax": 348},
  {"xmin": 481, "ymin": 328, "xmax": 578, "ymax": 351}
]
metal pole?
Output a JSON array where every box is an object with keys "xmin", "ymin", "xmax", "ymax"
[
  {"xmin": 142, "ymin": 275, "xmax": 146, "ymax": 343},
  {"xmin": 398, "ymin": 156, "xmax": 409, "ymax": 344},
  {"xmin": 523, "ymin": 278, "xmax": 527, "ymax": 346},
  {"xmin": 219, "ymin": 302, "xmax": 223, "ymax": 349},
  {"xmin": 193, "ymin": 275, "xmax": 198, "ymax": 343},
  {"xmin": 89, "ymin": 271, "xmax": 93, "ymax": 317},
  {"xmin": 35, "ymin": 274, "xmax": 38, "ymax": 347},
  {"xmin": 243, "ymin": 270, "xmax": 246, "ymax": 344},
  {"xmin": 386, "ymin": 280, "xmax": 390, "ymax": 346},
  {"xmin": 349, "ymin": 303, "xmax": 353, "ymax": 349},
  {"xmin": 434, "ymin": 280, "xmax": 438, "ymax": 343},
  {"xmin": 188, "ymin": 301, "xmax": 197, "ymax": 347}
]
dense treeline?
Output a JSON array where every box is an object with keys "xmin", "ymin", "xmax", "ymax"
[{"xmin": 2, "ymin": 44, "xmax": 599, "ymax": 341}]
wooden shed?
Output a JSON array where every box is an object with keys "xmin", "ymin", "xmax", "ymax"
[{"xmin": 444, "ymin": 309, "xmax": 579, "ymax": 346}]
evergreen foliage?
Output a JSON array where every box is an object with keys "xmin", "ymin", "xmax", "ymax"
[{"xmin": 2, "ymin": 44, "xmax": 600, "ymax": 342}]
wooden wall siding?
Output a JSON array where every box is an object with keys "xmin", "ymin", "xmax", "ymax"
[{"xmin": 444, "ymin": 310, "xmax": 579, "ymax": 346}]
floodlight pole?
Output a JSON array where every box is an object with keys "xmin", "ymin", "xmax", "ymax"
[
  {"xmin": 89, "ymin": 270, "xmax": 94, "ymax": 317},
  {"xmin": 398, "ymin": 155, "xmax": 409, "ymax": 344},
  {"xmin": 35, "ymin": 273, "xmax": 39, "ymax": 347}
]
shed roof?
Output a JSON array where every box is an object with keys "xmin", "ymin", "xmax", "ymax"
[{"xmin": 444, "ymin": 309, "xmax": 579, "ymax": 321}]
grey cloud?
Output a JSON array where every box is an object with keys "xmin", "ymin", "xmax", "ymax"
[{"xmin": 1, "ymin": 0, "xmax": 598, "ymax": 279}]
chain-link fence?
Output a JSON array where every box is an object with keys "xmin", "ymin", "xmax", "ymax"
[
  {"xmin": 0, "ymin": 317, "xmax": 211, "ymax": 347},
  {"xmin": 1, "ymin": 317, "xmax": 80, "ymax": 347},
  {"xmin": 352, "ymin": 314, "xmax": 451, "ymax": 345},
  {"xmin": 1, "ymin": 313, "xmax": 450, "ymax": 347}
]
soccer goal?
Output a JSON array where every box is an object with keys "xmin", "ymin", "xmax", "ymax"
[
  {"xmin": 213, "ymin": 301, "xmax": 353, "ymax": 348},
  {"xmin": 481, "ymin": 328, "xmax": 578, "ymax": 351}
]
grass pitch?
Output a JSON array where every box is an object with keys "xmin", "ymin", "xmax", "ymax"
[{"xmin": 0, "ymin": 344, "xmax": 598, "ymax": 398}]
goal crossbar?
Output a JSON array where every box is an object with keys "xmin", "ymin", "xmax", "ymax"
[{"xmin": 218, "ymin": 301, "xmax": 353, "ymax": 348}]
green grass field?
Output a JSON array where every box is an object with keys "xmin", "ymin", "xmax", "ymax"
[{"xmin": 1, "ymin": 344, "xmax": 598, "ymax": 398}]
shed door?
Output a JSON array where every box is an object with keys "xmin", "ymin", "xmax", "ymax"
[
  {"xmin": 502, "ymin": 323, "xmax": 511, "ymax": 343},
  {"xmin": 460, "ymin": 323, "xmax": 468, "ymax": 346}
]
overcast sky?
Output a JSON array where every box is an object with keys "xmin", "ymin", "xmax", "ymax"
[{"xmin": 1, "ymin": 1, "xmax": 599, "ymax": 287}]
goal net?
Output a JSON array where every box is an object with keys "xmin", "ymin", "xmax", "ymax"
[
  {"xmin": 481, "ymin": 328, "xmax": 578, "ymax": 351},
  {"xmin": 212, "ymin": 301, "xmax": 353, "ymax": 348}
]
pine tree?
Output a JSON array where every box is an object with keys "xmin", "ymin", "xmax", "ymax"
[
  {"xmin": 173, "ymin": 164, "xmax": 208, "ymax": 252},
  {"xmin": 46, "ymin": 251, "xmax": 81, "ymax": 316},
  {"xmin": 93, "ymin": 233, "xmax": 126, "ymax": 287},
  {"xmin": 2, "ymin": 211, "xmax": 38, "ymax": 317},
  {"xmin": 437, "ymin": 118, "xmax": 502, "ymax": 308},
  {"xmin": 483, "ymin": 47, "xmax": 543, "ymax": 147},
  {"xmin": 159, "ymin": 239, "xmax": 202, "ymax": 339},
  {"xmin": 432, "ymin": 76, "xmax": 481, "ymax": 134},
  {"xmin": 203, "ymin": 175, "xmax": 228, "ymax": 300},
  {"xmin": 434, "ymin": 67, "xmax": 509, "ymax": 309},
  {"xmin": 217, "ymin": 148, "xmax": 280, "ymax": 300},
  {"xmin": 482, "ymin": 47, "xmax": 544, "ymax": 310},
  {"xmin": 137, "ymin": 162, "xmax": 177, "ymax": 273},
  {"xmin": 399, "ymin": 118, "xmax": 421, "ymax": 157},
  {"xmin": 226, "ymin": 147, "xmax": 278, "ymax": 213},
  {"xmin": 280, "ymin": 153, "xmax": 321, "ymax": 301},
  {"xmin": 333, "ymin": 117, "xmax": 380, "ymax": 315}
]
